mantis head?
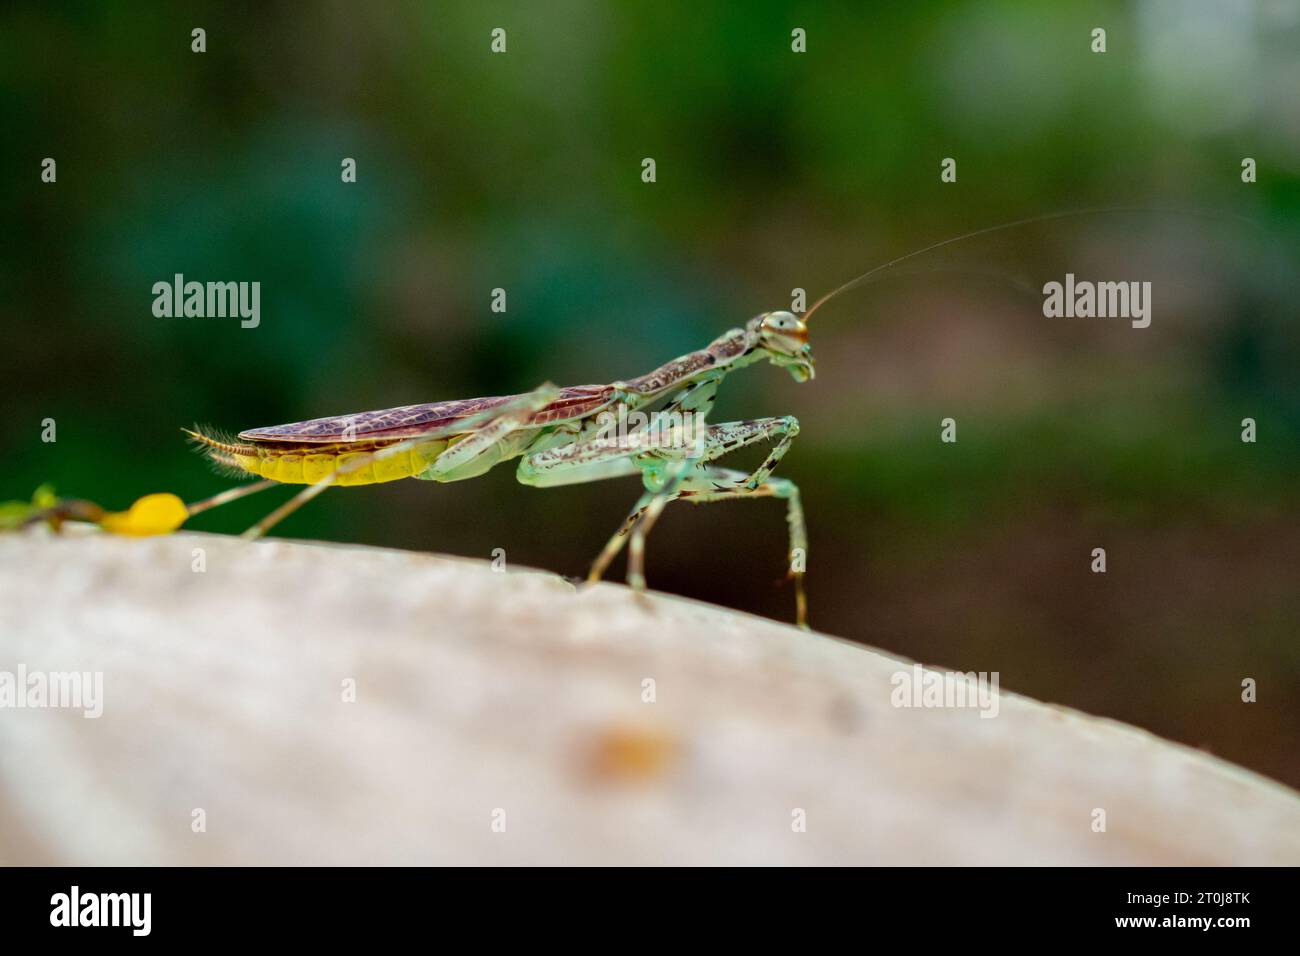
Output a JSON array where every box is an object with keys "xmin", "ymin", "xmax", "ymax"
[{"xmin": 751, "ymin": 311, "xmax": 815, "ymax": 382}]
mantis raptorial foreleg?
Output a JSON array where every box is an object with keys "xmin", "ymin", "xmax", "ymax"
[
  {"xmin": 601, "ymin": 415, "xmax": 801, "ymax": 570},
  {"xmin": 535, "ymin": 416, "xmax": 800, "ymax": 624},
  {"xmin": 698, "ymin": 415, "xmax": 800, "ymax": 488},
  {"xmin": 514, "ymin": 376, "xmax": 719, "ymax": 488},
  {"xmin": 623, "ymin": 415, "xmax": 800, "ymax": 593}
]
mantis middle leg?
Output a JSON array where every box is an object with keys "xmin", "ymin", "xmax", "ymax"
[{"xmin": 675, "ymin": 467, "xmax": 808, "ymax": 628}]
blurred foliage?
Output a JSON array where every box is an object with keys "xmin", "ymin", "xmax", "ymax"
[{"xmin": 2, "ymin": 1, "xmax": 1297, "ymax": 786}]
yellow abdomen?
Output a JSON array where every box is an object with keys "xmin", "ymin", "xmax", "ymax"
[{"xmin": 234, "ymin": 440, "xmax": 448, "ymax": 486}]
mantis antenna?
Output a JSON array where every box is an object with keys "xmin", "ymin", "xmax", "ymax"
[{"xmin": 802, "ymin": 205, "xmax": 1261, "ymax": 323}]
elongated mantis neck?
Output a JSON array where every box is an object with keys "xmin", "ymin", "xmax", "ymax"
[{"xmin": 618, "ymin": 327, "xmax": 762, "ymax": 401}]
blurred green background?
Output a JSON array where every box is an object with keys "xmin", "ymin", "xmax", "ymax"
[{"xmin": 3, "ymin": 2, "xmax": 1298, "ymax": 787}]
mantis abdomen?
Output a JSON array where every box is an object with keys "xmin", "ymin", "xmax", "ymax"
[{"xmin": 186, "ymin": 429, "xmax": 449, "ymax": 486}]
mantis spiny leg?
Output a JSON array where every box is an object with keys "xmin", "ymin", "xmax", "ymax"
[
  {"xmin": 588, "ymin": 416, "xmax": 807, "ymax": 623},
  {"xmin": 616, "ymin": 416, "xmax": 790, "ymax": 580},
  {"xmin": 513, "ymin": 374, "xmax": 716, "ymax": 490},
  {"xmin": 701, "ymin": 415, "xmax": 800, "ymax": 489}
]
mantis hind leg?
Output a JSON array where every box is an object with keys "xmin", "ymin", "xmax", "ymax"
[{"xmin": 186, "ymin": 479, "xmax": 278, "ymax": 517}]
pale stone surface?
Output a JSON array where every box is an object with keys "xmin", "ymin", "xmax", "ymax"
[{"xmin": 1, "ymin": 530, "xmax": 1297, "ymax": 865}]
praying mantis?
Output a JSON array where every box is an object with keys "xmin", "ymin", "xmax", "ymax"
[
  {"xmin": 11, "ymin": 208, "xmax": 1219, "ymax": 628},
  {"xmin": 188, "ymin": 309, "xmax": 817, "ymax": 622}
]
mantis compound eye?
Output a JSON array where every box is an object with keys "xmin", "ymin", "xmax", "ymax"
[
  {"xmin": 756, "ymin": 312, "xmax": 814, "ymax": 382},
  {"xmin": 759, "ymin": 311, "xmax": 809, "ymax": 351}
]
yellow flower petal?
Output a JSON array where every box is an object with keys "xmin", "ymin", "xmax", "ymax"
[
  {"xmin": 32, "ymin": 484, "xmax": 58, "ymax": 510},
  {"xmin": 100, "ymin": 493, "xmax": 189, "ymax": 536}
]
